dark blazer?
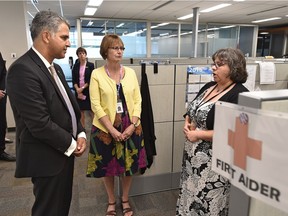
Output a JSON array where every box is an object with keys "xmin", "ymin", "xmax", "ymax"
[
  {"xmin": 140, "ymin": 66, "xmax": 157, "ymax": 169},
  {"xmin": 0, "ymin": 52, "xmax": 7, "ymax": 151},
  {"xmin": 71, "ymin": 61, "xmax": 94, "ymax": 99},
  {"xmin": 0, "ymin": 52, "xmax": 6, "ymax": 90},
  {"xmin": 6, "ymin": 48, "xmax": 84, "ymax": 178}
]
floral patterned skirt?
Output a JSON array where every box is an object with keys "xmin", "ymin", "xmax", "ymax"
[
  {"xmin": 176, "ymin": 140, "xmax": 231, "ymax": 216},
  {"xmin": 86, "ymin": 124, "xmax": 147, "ymax": 177}
]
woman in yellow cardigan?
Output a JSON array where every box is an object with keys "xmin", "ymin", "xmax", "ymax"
[{"xmin": 86, "ymin": 34, "xmax": 147, "ymax": 216}]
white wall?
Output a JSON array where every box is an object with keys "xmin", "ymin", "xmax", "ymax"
[{"xmin": 0, "ymin": 1, "xmax": 30, "ymax": 128}]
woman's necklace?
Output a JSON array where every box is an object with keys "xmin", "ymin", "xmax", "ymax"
[{"xmin": 196, "ymin": 82, "xmax": 234, "ymax": 111}]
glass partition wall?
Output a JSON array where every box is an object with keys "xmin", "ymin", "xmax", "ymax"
[
  {"xmin": 62, "ymin": 18, "xmax": 257, "ymax": 64},
  {"xmin": 79, "ymin": 19, "xmax": 147, "ymax": 59}
]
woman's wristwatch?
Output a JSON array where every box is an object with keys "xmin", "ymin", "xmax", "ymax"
[{"xmin": 132, "ymin": 122, "xmax": 137, "ymax": 128}]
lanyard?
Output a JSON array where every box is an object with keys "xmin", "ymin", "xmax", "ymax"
[
  {"xmin": 105, "ymin": 64, "xmax": 123, "ymax": 97},
  {"xmin": 196, "ymin": 82, "xmax": 234, "ymax": 110}
]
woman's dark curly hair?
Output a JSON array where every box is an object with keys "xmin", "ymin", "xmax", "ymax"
[{"xmin": 212, "ymin": 48, "xmax": 248, "ymax": 83}]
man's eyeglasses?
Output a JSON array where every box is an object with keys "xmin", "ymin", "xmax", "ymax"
[
  {"xmin": 109, "ymin": 46, "xmax": 125, "ymax": 51},
  {"xmin": 211, "ymin": 62, "xmax": 226, "ymax": 69}
]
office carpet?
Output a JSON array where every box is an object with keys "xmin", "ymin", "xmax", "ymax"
[{"xmin": 0, "ymin": 113, "xmax": 179, "ymax": 216}]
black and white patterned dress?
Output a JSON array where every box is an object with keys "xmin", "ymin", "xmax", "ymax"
[{"xmin": 176, "ymin": 89, "xmax": 231, "ymax": 216}]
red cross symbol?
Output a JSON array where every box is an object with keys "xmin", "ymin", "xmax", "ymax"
[{"xmin": 228, "ymin": 116, "xmax": 262, "ymax": 170}]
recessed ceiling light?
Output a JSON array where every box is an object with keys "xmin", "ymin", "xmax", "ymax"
[
  {"xmin": 87, "ymin": 0, "xmax": 103, "ymax": 7},
  {"xmin": 252, "ymin": 17, "xmax": 281, "ymax": 23},
  {"xmin": 84, "ymin": 7, "xmax": 97, "ymax": 16},
  {"xmin": 200, "ymin": 4, "xmax": 231, "ymax": 13},
  {"xmin": 177, "ymin": 13, "xmax": 193, "ymax": 20}
]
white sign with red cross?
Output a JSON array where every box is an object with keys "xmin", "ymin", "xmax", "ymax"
[{"xmin": 212, "ymin": 101, "xmax": 288, "ymax": 213}]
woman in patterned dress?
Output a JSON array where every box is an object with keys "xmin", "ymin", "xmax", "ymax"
[
  {"xmin": 176, "ymin": 48, "xmax": 249, "ymax": 216},
  {"xmin": 86, "ymin": 34, "xmax": 147, "ymax": 216}
]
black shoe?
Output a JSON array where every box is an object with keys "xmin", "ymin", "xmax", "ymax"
[
  {"xmin": 0, "ymin": 152, "xmax": 16, "ymax": 161},
  {"xmin": 5, "ymin": 138, "xmax": 13, "ymax": 144}
]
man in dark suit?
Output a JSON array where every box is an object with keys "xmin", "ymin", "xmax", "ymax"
[
  {"xmin": 0, "ymin": 52, "xmax": 16, "ymax": 161},
  {"xmin": 6, "ymin": 11, "xmax": 86, "ymax": 216}
]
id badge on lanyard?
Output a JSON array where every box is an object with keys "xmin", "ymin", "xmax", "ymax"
[
  {"xmin": 105, "ymin": 64, "xmax": 124, "ymax": 113},
  {"xmin": 116, "ymin": 83, "xmax": 123, "ymax": 113},
  {"xmin": 117, "ymin": 99, "xmax": 124, "ymax": 113}
]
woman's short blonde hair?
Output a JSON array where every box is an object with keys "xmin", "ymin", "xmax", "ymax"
[{"xmin": 99, "ymin": 34, "xmax": 124, "ymax": 60}]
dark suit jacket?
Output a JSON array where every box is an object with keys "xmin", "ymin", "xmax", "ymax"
[
  {"xmin": 6, "ymin": 48, "xmax": 84, "ymax": 178},
  {"xmin": 71, "ymin": 61, "xmax": 94, "ymax": 98}
]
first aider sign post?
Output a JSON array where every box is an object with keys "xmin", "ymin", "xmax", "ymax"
[{"xmin": 212, "ymin": 101, "xmax": 288, "ymax": 213}]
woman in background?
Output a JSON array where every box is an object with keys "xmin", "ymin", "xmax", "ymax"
[
  {"xmin": 87, "ymin": 34, "xmax": 147, "ymax": 216},
  {"xmin": 176, "ymin": 48, "xmax": 249, "ymax": 215},
  {"xmin": 72, "ymin": 47, "xmax": 94, "ymax": 128}
]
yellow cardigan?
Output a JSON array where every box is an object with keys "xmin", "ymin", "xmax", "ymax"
[{"xmin": 89, "ymin": 66, "xmax": 142, "ymax": 133}]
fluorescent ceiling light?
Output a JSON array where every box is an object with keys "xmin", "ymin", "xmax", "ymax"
[
  {"xmin": 84, "ymin": 7, "xmax": 97, "ymax": 16},
  {"xmin": 151, "ymin": 23, "xmax": 170, "ymax": 29},
  {"xmin": 87, "ymin": 0, "xmax": 103, "ymax": 7},
  {"xmin": 87, "ymin": 21, "xmax": 94, "ymax": 26},
  {"xmin": 160, "ymin": 33, "xmax": 169, "ymax": 36},
  {"xmin": 158, "ymin": 22, "xmax": 170, "ymax": 27},
  {"xmin": 220, "ymin": 25, "xmax": 236, "ymax": 29},
  {"xmin": 260, "ymin": 32, "xmax": 269, "ymax": 35},
  {"xmin": 177, "ymin": 13, "xmax": 193, "ymax": 20},
  {"xmin": 27, "ymin": 11, "xmax": 34, "ymax": 18},
  {"xmin": 200, "ymin": 4, "xmax": 231, "ymax": 13},
  {"xmin": 207, "ymin": 27, "xmax": 220, "ymax": 31},
  {"xmin": 125, "ymin": 31, "xmax": 142, "ymax": 36},
  {"xmin": 252, "ymin": 17, "xmax": 281, "ymax": 23},
  {"xmin": 180, "ymin": 31, "xmax": 193, "ymax": 36},
  {"xmin": 233, "ymin": 0, "xmax": 245, "ymax": 2},
  {"xmin": 30, "ymin": 0, "xmax": 39, "ymax": 12},
  {"xmin": 116, "ymin": 23, "xmax": 125, "ymax": 28}
]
